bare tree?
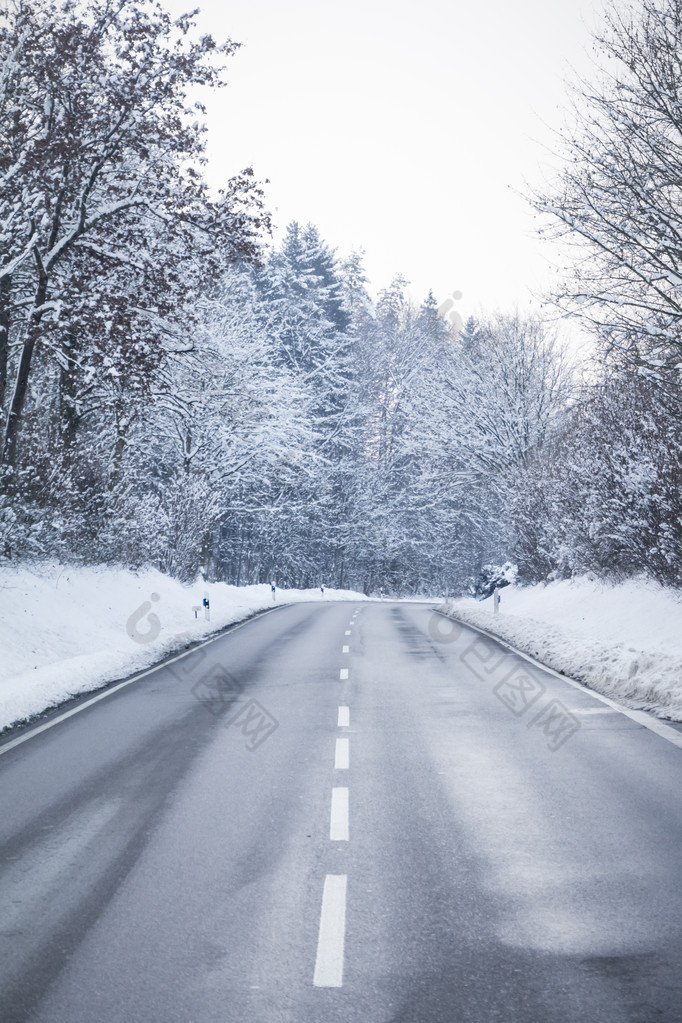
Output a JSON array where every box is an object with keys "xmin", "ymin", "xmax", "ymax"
[{"xmin": 534, "ymin": 0, "xmax": 682, "ymax": 367}]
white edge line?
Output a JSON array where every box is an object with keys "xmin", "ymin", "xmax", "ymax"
[
  {"xmin": 434, "ymin": 610, "xmax": 682, "ymax": 750},
  {"xmin": 313, "ymin": 874, "xmax": 347, "ymax": 987},
  {"xmin": 0, "ymin": 606, "xmax": 284, "ymax": 757}
]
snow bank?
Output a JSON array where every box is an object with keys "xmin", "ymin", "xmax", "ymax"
[
  {"xmin": 439, "ymin": 577, "xmax": 682, "ymax": 720},
  {"xmin": 0, "ymin": 564, "xmax": 367, "ymax": 732}
]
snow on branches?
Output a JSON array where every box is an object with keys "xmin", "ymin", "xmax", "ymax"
[
  {"xmin": 0, "ymin": 0, "xmax": 269, "ymax": 466},
  {"xmin": 534, "ymin": 0, "xmax": 682, "ymax": 367}
]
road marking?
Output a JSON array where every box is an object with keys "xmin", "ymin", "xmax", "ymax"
[
  {"xmin": 342, "ymin": 645, "xmax": 349, "ymax": 653},
  {"xmin": 335, "ymin": 737, "xmax": 349, "ymax": 769},
  {"xmin": 574, "ymin": 706, "xmax": 620, "ymax": 715},
  {"xmin": 345, "ymin": 630, "xmax": 351, "ymax": 635},
  {"xmin": 435, "ymin": 611, "xmax": 682, "ymax": 751},
  {"xmin": 330, "ymin": 787, "xmax": 349, "ymax": 840},
  {"xmin": 340, "ymin": 668, "xmax": 349, "ymax": 680},
  {"xmin": 338, "ymin": 706, "xmax": 350, "ymax": 727},
  {"xmin": 0, "ymin": 608, "xmax": 283, "ymax": 758},
  {"xmin": 313, "ymin": 874, "xmax": 347, "ymax": 987}
]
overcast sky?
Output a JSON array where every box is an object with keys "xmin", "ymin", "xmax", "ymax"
[{"xmin": 164, "ymin": 0, "xmax": 606, "ymax": 319}]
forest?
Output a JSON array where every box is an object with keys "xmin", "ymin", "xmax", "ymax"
[{"xmin": 2, "ymin": 0, "xmax": 682, "ymax": 595}]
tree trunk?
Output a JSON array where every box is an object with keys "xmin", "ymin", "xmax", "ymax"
[
  {"xmin": 2, "ymin": 331, "xmax": 37, "ymax": 466},
  {"xmin": 1, "ymin": 266, "xmax": 48, "ymax": 466},
  {"xmin": 108, "ymin": 420, "xmax": 129, "ymax": 488},
  {"xmin": 58, "ymin": 334, "xmax": 81, "ymax": 450},
  {"xmin": 0, "ymin": 273, "xmax": 11, "ymax": 416}
]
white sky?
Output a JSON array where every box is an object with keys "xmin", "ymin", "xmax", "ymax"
[{"xmin": 163, "ymin": 0, "xmax": 607, "ymax": 319}]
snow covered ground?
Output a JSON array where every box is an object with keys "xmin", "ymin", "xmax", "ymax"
[
  {"xmin": 0, "ymin": 564, "xmax": 368, "ymax": 732},
  {"xmin": 439, "ymin": 577, "xmax": 682, "ymax": 721},
  {"xmin": 5, "ymin": 565, "xmax": 680, "ymax": 733}
]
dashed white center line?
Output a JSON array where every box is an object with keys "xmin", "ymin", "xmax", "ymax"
[
  {"xmin": 345, "ymin": 630, "xmax": 351, "ymax": 635},
  {"xmin": 330, "ymin": 787, "xmax": 349, "ymax": 840},
  {"xmin": 342, "ymin": 645, "xmax": 349, "ymax": 653},
  {"xmin": 335, "ymin": 737, "xmax": 349, "ymax": 769},
  {"xmin": 340, "ymin": 668, "xmax": 349, "ymax": 680},
  {"xmin": 313, "ymin": 874, "xmax": 347, "ymax": 987},
  {"xmin": 338, "ymin": 706, "xmax": 349, "ymax": 727}
]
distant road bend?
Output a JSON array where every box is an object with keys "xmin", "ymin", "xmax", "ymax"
[{"xmin": 1, "ymin": 600, "xmax": 681, "ymax": 1022}]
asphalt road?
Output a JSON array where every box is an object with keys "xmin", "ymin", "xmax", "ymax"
[{"xmin": 1, "ymin": 600, "xmax": 682, "ymax": 1023}]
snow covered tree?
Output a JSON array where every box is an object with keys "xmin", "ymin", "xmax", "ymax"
[
  {"xmin": 403, "ymin": 313, "xmax": 574, "ymax": 586},
  {"xmin": 250, "ymin": 222, "xmax": 358, "ymax": 585},
  {"xmin": 510, "ymin": 366, "xmax": 682, "ymax": 585},
  {"xmin": 443, "ymin": 314, "xmax": 573, "ymax": 482},
  {"xmin": 0, "ymin": 0, "xmax": 268, "ymax": 467},
  {"xmin": 152, "ymin": 265, "xmax": 312, "ymax": 581},
  {"xmin": 520, "ymin": 0, "xmax": 682, "ymax": 589}
]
